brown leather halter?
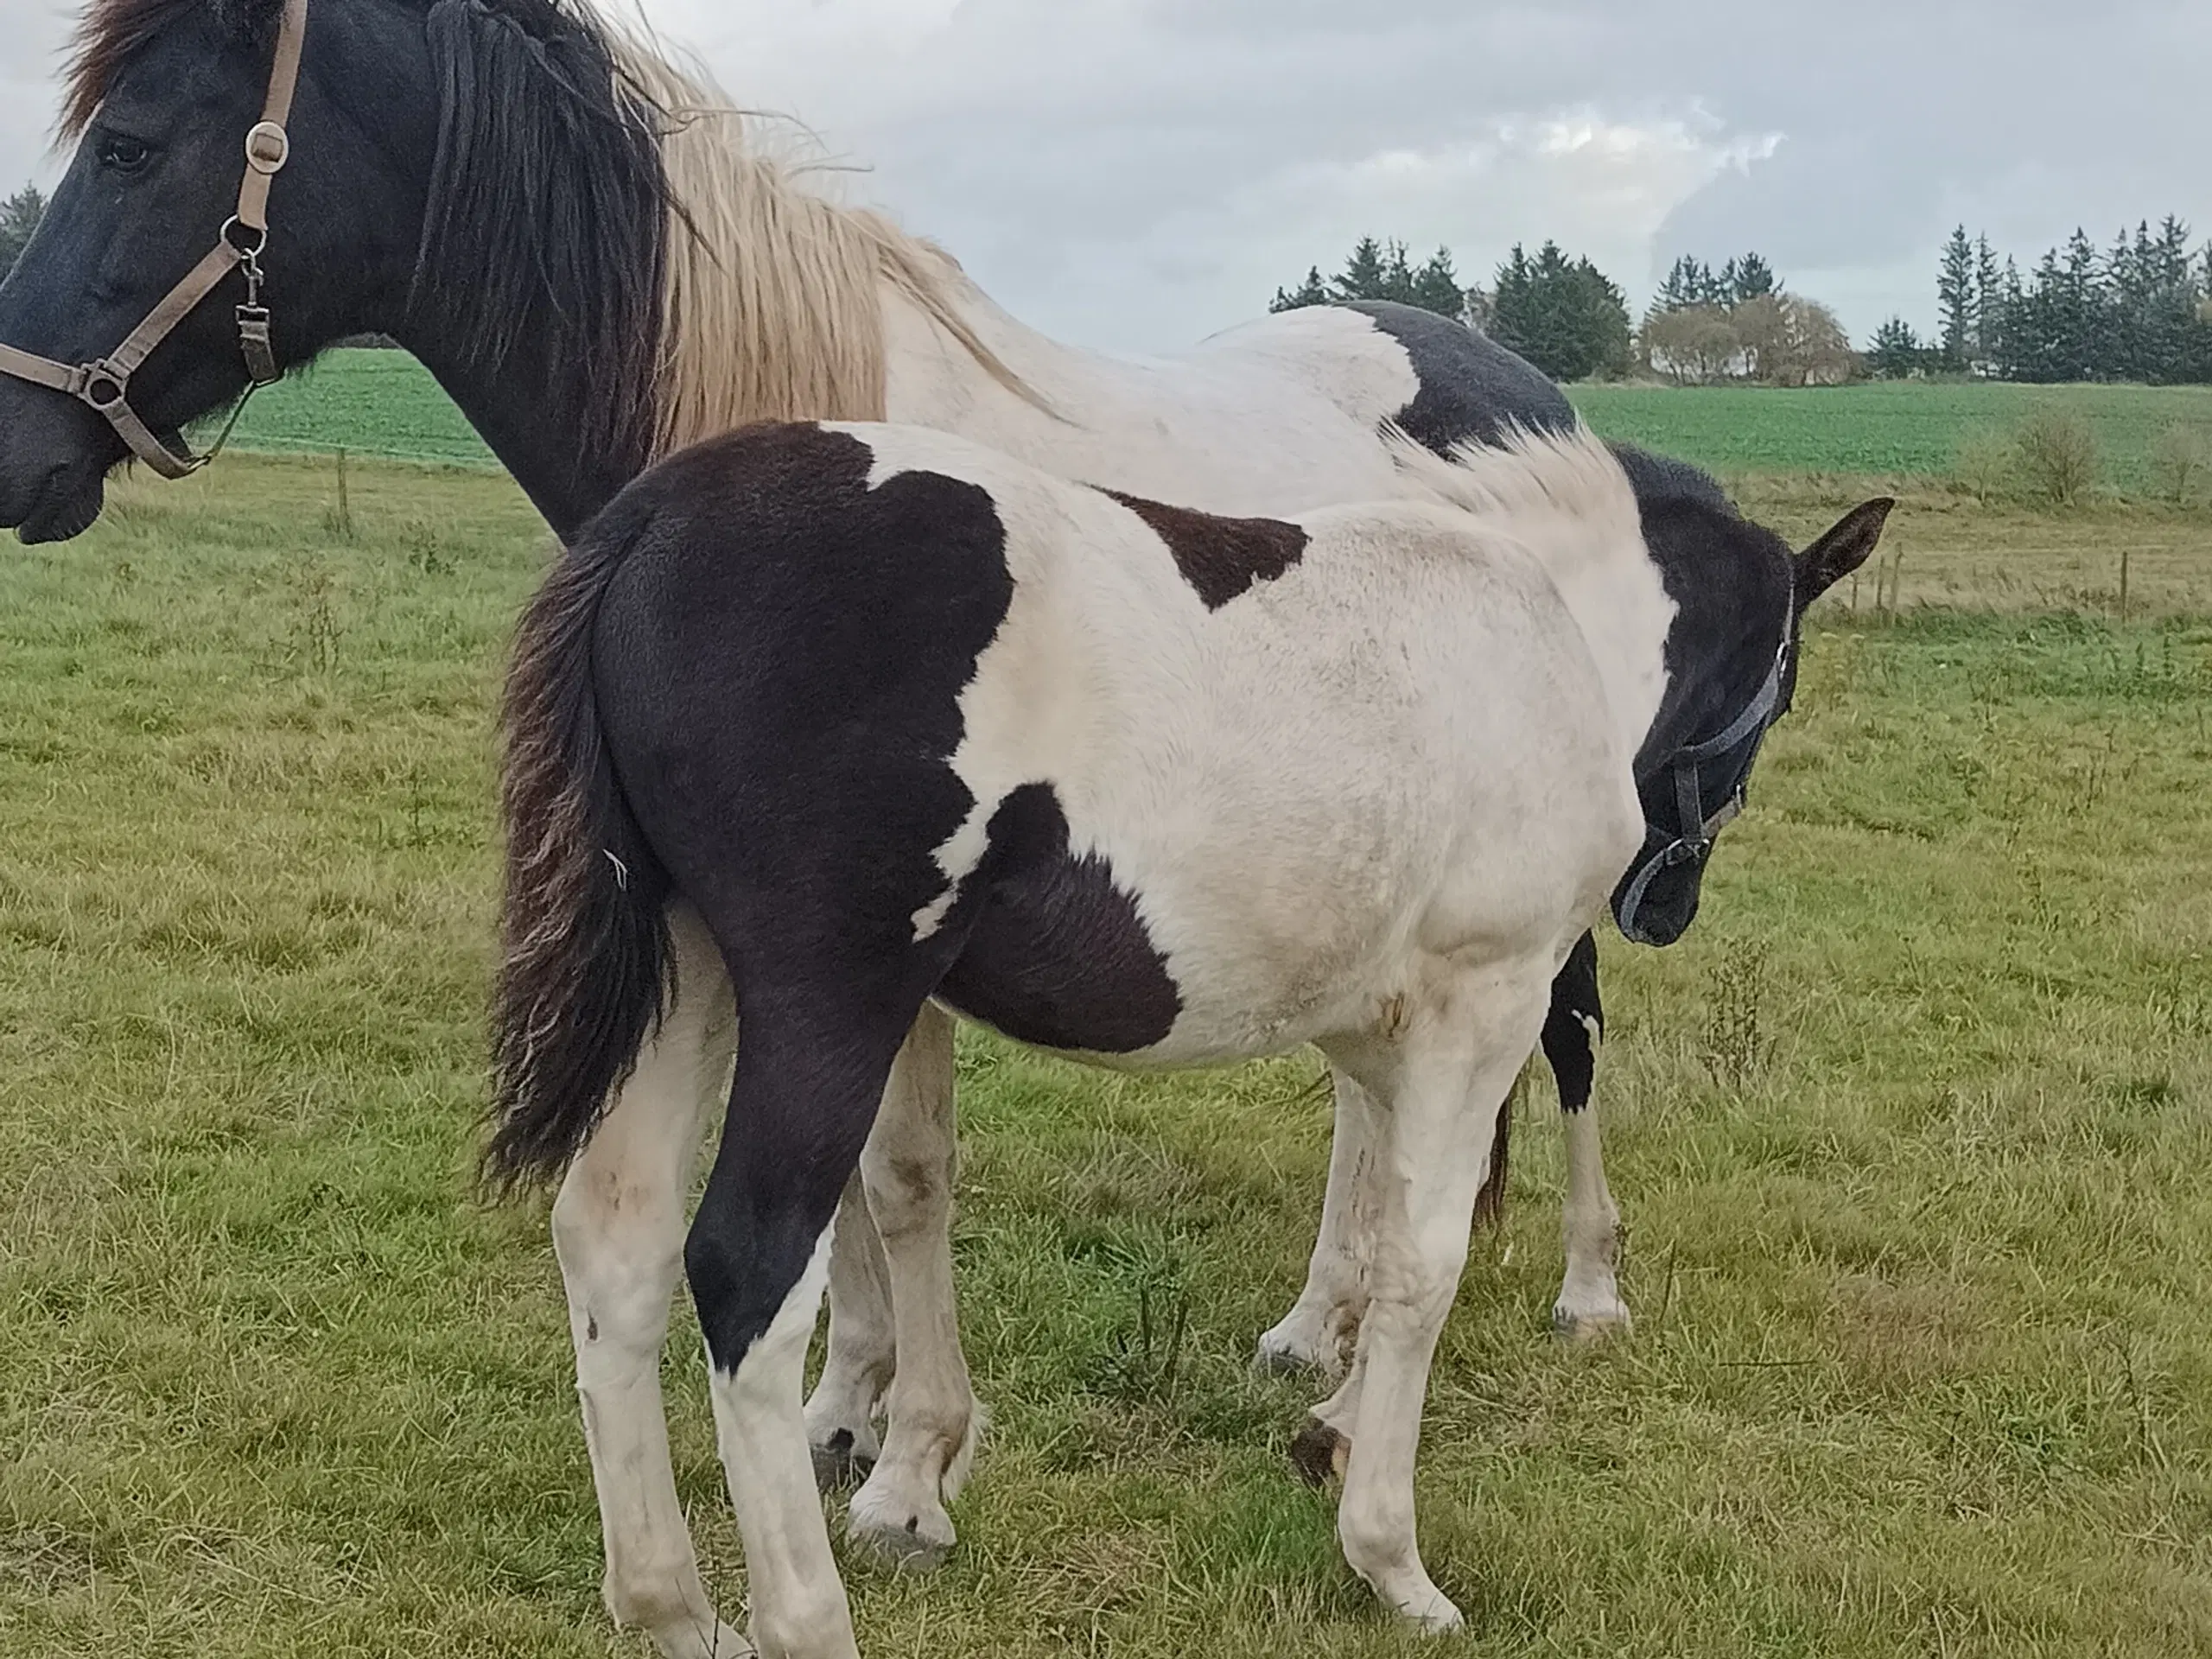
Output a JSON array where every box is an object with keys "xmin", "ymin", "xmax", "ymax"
[{"xmin": 0, "ymin": 0, "xmax": 310, "ymax": 479}]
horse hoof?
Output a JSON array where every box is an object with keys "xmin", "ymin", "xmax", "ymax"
[
  {"xmin": 1254, "ymin": 1320, "xmax": 1344, "ymax": 1381},
  {"xmin": 1550, "ymin": 1300, "xmax": 1632, "ymax": 1343},
  {"xmin": 846, "ymin": 1508, "xmax": 956, "ymax": 1573},
  {"xmin": 1289, "ymin": 1415, "xmax": 1351, "ymax": 1488},
  {"xmin": 846, "ymin": 1478, "xmax": 957, "ymax": 1573},
  {"xmin": 649, "ymin": 1617, "xmax": 756, "ymax": 1659},
  {"xmin": 1253, "ymin": 1336, "xmax": 1320, "ymax": 1378},
  {"xmin": 1402, "ymin": 1595, "xmax": 1465, "ymax": 1637},
  {"xmin": 811, "ymin": 1427, "xmax": 875, "ymax": 1491}
]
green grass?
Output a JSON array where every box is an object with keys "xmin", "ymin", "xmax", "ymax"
[
  {"xmin": 3, "ymin": 454, "xmax": 2212, "ymax": 1656},
  {"xmin": 1567, "ymin": 381, "xmax": 2212, "ymax": 493}
]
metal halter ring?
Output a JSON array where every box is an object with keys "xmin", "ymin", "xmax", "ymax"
[
  {"xmin": 83, "ymin": 370, "xmax": 126, "ymax": 410},
  {"xmin": 245, "ymin": 120, "xmax": 291, "ymax": 175},
  {"xmin": 221, "ymin": 216, "xmax": 269, "ymax": 258}
]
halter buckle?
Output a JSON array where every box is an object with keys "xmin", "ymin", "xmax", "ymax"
[
  {"xmin": 81, "ymin": 362, "xmax": 129, "ymax": 410},
  {"xmin": 245, "ymin": 121, "xmax": 291, "ymax": 175}
]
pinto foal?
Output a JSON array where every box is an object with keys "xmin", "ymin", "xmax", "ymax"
[{"xmin": 490, "ymin": 420, "xmax": 1879, "ymax": 1652}]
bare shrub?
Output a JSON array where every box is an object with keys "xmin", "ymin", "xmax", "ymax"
[
  {"xmin": 1952, "ymin": 430, "xmax": 2015, "ymax": 505},
  {"xmin": 2013, "ymin": 406, "xmax": 2100, "ymax": 507},
  {"xmin": 2151, "ymin": 423, "xmax": 2211, "ymax": 505}
]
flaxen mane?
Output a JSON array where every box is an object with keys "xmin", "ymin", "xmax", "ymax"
[
  {"xmin": 64, "ymin": 0, "xmax": 1032, "ymax": 468},
  {"xmin": 1385, "ymin": 420, "xmax": 1646, "ymax": 574},
  {"xmin": 598, "ymin": 21, "xmax": 1036, "ymax": 451}
]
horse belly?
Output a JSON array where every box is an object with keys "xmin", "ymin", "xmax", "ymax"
[{"xmin": 931, "ymin": 781, "xmax": 1395, "ymax": 1067}]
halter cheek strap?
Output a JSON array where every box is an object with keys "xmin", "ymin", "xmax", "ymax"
[
  {"xmin": 0, "ymin": 0, "xmax": 309, "ymax": 480},
  {"xmin": 1613, "ymin": 642, "xmax": 1787, "ymax": 946}
]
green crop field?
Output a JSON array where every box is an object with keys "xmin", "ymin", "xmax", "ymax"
[
  {"xmin": 1568, "ymin": 381, "xmax": 2212, "ymax": 493},
  {"xmin": 2, "ymin": 448, "xmax": 2209, "ymax": 1657},
  {"xmin": 222, "ymin": 350, "xmax": 500, "ymax": 469},
  {"xmin": 219, "ymin": 349, "xmax": 2212, "ymax": 498}
]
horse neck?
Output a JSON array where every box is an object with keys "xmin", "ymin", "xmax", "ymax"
[{"xmin": 402, "ymin": 330, "xmax": 645, "ymax": 541}]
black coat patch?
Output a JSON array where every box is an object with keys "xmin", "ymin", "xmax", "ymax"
[
  {"xmin": 936, "ymin": 783, "xmax": 1182, "ymax": 1052},
  {"xmin": 1103, "ymin": 491, "xmax": 1307, "ymax": 609},
  {"xmin": 1346, "ymin": 302, "xmax": 1575, "ymax": 455},
  {"xmin": 1541, "ymin": 931, "xmax": 1602, "ymax": 1111}
]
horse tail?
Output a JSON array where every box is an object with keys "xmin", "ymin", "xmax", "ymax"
[
  {"xmin": 485, "ymin": 497, "xmax": 673, "ymax": 1192},
  {"xmin": 1470, "ymin": 1068, "xmax": 1520, "ymax": 1230}
]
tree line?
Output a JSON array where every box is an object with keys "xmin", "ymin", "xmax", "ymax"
[
  {"xmin": 1869, "ymin": 220, "xmax": 2212, "ymax": 383},
  {"xmin": 1274, "ymin": 235, "xmax": 1635, "ymax": 381},
  {"xmin": 1273, "ymin": 237, "xmax": 1848, "ymax": 386}
]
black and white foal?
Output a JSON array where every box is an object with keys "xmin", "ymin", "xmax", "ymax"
[{"xmin": 491, "ymin": 419, "xmax": 1879, "ymax": 1651}]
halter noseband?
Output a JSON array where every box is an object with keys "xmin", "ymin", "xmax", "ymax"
[
  {"xmin": 0, "ymin": 0, "xmax": 309, "ymax": 479},
  {"xmin": 1613, "ymin": 639, "xmax": 1788, "ymax": 947}
]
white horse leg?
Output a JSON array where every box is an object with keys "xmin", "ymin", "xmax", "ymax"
[
  {"xmin": 708, "ymin": 1230, "xmax": 859, "ymax": 1659},
  {"xmin": 550, "ymin": 905, "xmax": 747, "ymax": 1659},
  {"xmin": 1255, "ymin": 1064, "xmax": 1382, "ymax": 1379},
  {"xmin": 1324, "ymin": 972, "xmax": 1550, "ymax": 1635},
  {"xmin": 846, "ymin": 1004, "xmax": 979, "ymax": 1570},
  {"xmin": 1543, "ymin": 936, "xmax": 1630, "ymax": 1338},
  {"xmin": 804, "ymin": 1172, "xmax": 894, "ymax": 1487}
]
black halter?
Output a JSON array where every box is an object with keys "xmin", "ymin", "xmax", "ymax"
[{"xmin": 1613, "ymin": 639, "xmax": 1788, "ymax": 947}]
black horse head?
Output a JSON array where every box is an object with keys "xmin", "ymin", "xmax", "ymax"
[
  {"xmin": 1607, "ymin": 444, "xmax": 1891, "ymax": 945},
  {"xmin": 0, "ymin": 0, "xmax": 670, "ymax": 543}
]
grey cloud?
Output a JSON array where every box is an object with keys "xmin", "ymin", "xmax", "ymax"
[{"xmin": 1, "ymin": 0, "xmax": 2203, "ymax": 350}]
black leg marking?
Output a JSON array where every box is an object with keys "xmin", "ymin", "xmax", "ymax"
[{"xmin": 1542, "ymin": 931, "xmax": 1602, "ymax": 1115}]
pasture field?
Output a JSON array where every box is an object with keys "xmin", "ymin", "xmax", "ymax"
[
  {"xmin": 2, "ymin": 452, "xmax": 2211, "ymax": 1659},
  {"xmin": 223, "ymin": 351, "xmax": 500, "ymax": 469},
  {"xmin": 223, "ymin": 350, "xmax": 2212, "ymax": 497},
  {"xmin": 1570, "ymin": 381, "xmax": 2212, "ymax": 493}
]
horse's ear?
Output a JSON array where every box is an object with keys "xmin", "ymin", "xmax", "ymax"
[{"xmin": 1795, "ymin": 498, "xmax": 1893, "ymax": 604}]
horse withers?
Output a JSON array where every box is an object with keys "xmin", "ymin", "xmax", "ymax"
[{"xmin": 487, "ymin": 417, "xmax": 1882, "ymax": 1651}]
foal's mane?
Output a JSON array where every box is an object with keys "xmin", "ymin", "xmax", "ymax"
[
  {"xmin": 64, "ymin": 0, "xmax": 1025, "ymax": 465},
  {"xmin": 1386, "ymin": 423, "xmax": 1647, "ymax": 577}
]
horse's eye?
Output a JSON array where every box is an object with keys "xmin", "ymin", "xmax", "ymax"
[{"xmin": 96, "ymin": 133, "xmax": 153, "ymax": 175}]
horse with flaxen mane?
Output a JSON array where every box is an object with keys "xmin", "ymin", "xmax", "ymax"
[
  {"xmin": 489, "ymin": 415, "xmax": 1879, "ymax": 1648},
  {"xmin": 0, "ymin": 1, "xmax": 1890, "ymax": 1651}
]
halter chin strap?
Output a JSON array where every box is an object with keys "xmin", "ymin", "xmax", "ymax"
[
  {"xmin": 0, "ymin": 0, "xmax": 309, "ymax": 479},
  {"xmin": 1613, "ymin": 640, "xmax": 1788, "ymax": 946}
]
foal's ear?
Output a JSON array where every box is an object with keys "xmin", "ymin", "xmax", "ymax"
[{"xmin": 1795, "ymin": 498, "xmax": 1894, "ymax": 603}]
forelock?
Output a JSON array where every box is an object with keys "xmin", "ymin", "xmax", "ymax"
[{"xmin": 63, "ymin": 0, "xmax": 283, "ymax": 137}]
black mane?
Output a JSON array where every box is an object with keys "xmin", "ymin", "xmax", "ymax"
[
  {"xmin": 413, "ymin": 0, "xmax": 671, "ymax": 471},
  {"xmin": 69, "ymin": 0, "xmax": 672, "ymax": 474},
  {"xmin": 1605, "ymin": 441, "xmax": 1738, "ymax": 518}
]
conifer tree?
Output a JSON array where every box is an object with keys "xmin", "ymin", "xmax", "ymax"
[
  {"xmin": 1937, "ymin": 226, "xmax": 1976, "ymax": 370},
  {"xmin": 0, "ymin": 184, "xmax": 45, "ymax": 278}
]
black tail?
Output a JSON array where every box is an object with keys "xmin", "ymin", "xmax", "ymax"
[
  {"xmin": 1470, "ymin": 1067, "xmax": 1520, "ymax": 1230},
  {"xmin": 485, "ymin": 498, "xmax": 673, "ymax": 1191}
]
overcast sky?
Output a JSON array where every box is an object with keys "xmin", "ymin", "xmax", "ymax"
[{"xmin": 3, "ymin": 0, "xmax": 2206, "ymax": 354}]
